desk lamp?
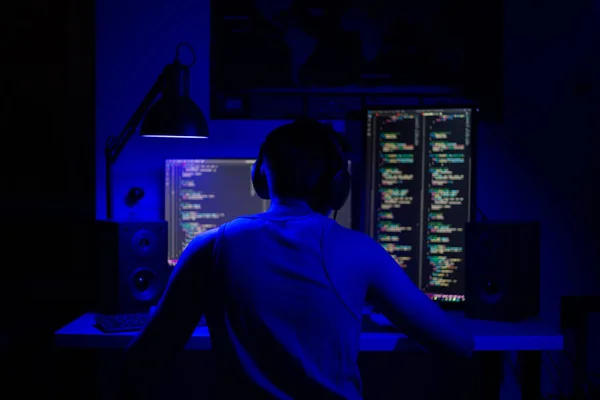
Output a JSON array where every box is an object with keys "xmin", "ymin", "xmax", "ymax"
[{"xmin": 104, "ymin": 43, "xmax": 208, "ymax": 219}]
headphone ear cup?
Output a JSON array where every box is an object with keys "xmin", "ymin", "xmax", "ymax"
[
  {"xmin": 251, "ymin": 160, "xmax": 270, "ymax": 200},
  {"xmin": 329, "ymin": 169, "xmax": 351, "ymax": 211}
]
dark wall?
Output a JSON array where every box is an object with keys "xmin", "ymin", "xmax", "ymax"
[{"xmin": 0, "ymin": 0, "xmax": 96, "ymax": 395}]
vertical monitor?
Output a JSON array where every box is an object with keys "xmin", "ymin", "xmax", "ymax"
[{"xmin": 365, "ymin": 108, "xmax": 474, "ymax": 304}]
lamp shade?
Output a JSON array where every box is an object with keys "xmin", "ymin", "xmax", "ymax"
[
  {"xmin": 140, "ymin": 61, "xmax": 209, "ymax": 138},
  {"xmin": 140, "ymin": 95, "xmax": 209, "ymax": 138}
]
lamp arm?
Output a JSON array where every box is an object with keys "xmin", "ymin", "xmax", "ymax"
[
  {"xmin": 104, "ymin": 73, "xmax": 163, "ymax": 219},
  {"xmin": 105, "ymin": 75, "xmax": 164, "ymax": 165}
]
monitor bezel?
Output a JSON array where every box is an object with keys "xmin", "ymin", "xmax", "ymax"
[
  {"xmin": 362, "ymin": 105, "xmax": 479, "ymax": 310},
  {"xmin": 165, "ymin": 158, "xmax": 258, "ymax": 166}
]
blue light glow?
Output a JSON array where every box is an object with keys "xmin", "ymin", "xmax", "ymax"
[{"xmin": 141, "ymin": 135, "xmax": 208, "ymax": 139}]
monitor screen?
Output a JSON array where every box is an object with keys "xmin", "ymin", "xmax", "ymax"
[
  {"xmin": 365, "ymin": 108, "xmax": 474, "ymax": 304},
  {"xmin": 165, "ymin": 159, "xmax": 353, "ymax": 266}
]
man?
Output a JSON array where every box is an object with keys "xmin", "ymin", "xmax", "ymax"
[{"xmin": 122, "ymin": 119, "xmax": 474, "ymax": 399}]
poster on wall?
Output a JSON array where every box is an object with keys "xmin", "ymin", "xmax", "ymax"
[{"xmin": 210, "ymin": 0, "xmax": 504, "ymax": 121}]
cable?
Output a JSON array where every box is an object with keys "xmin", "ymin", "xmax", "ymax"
[
  {"xmin": 106, "ymin": 135, "xmax": 118, "ymax": 159},
  {"xmin": 547, "ymin": 350, "xmax": 598, "ymax": 398},
  {"xmin": 541, "ymin": 352, "xmax": 564, "ymax": 398},
  {"xmin": 476, "ymin": 207, "xmax": 489, "ymax": 222},
  {"xmin": 545, "ymin": 351, "xmax": 566, "ymax": 396},
  {"xmin": 506, "ymin": 353, "xmax": 523, "ymax": 388},
  {"xmin": 507, "ymin": 352, "xmax": 566, "ymax": 399},
  {"xmin": 174, "ymin": 42, "xmax": 196, "ymax": 67}
]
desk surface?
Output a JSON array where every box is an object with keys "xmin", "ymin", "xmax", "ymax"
[{"xmin": 55, "ymin": 313, "xmax": 563, "ymax": 352}]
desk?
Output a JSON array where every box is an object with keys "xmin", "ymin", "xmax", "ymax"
[{"xmin": 55, "ymin": 313, "xmax": 563, "ymax": 399}]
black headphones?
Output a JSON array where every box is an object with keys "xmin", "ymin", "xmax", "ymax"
[{"xmin": 251, "ymin": 127, "xmax": 352, "ymax": 212}]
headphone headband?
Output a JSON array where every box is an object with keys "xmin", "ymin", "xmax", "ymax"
[{"xmin": 251, "ymin": 121, "xmax": 351, "ymax": 211}]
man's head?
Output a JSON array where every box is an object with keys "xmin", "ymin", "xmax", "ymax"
[{"xmin": 252, "ymin": 119, "xmax": 351, "ymax": 213}]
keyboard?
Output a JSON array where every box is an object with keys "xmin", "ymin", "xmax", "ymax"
[
  {"xmin": 94, "ymin": 313, "xmax": 149, "ymax": 333},
  {"xmin": 94, "ymin": 313, "xmax": 207, "ymax": 333}
]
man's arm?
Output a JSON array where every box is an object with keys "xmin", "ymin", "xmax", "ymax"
[
  {"xmin": 121, "ymin": 228, "xmax": 218, "ymax": 395},
  {"xmin": 365, "ymin": 237, "xmax": 475, "ymax": 358}
]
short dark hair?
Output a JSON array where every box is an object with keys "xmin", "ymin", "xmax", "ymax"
[{"xmin": 262, "ymin": 119, "xmax": 349, "ymax": 200}]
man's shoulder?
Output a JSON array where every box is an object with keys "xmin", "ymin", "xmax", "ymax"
[
  {"xmin": 329, "ymin": 221, "xmax": 373, "ymax": 240},
  {"xmin": 186, "ymin": 228, "xmax": 220, "ymax": 256},
  {"xmin": 187, "ymin": 217, "xmax": 263, "ymax": 250},
  {"xmin": 327, "ymin": 222, "xmax": 382, "ymax": 253},
  {"xmin": 171, "ymin": 228, "xmax": 220, "ymax": 281},
  {"xmin": 219, "ymin": 215, "xmax": 269, "ymax": 233},
  {"xmin": 322, "ymin": 222, "xmax": 383, "ymax": 287}
]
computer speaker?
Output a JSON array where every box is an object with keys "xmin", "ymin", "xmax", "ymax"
[
  {"xmin": 465, "ymin": 221, "xmax": 540, "ymax": 322},
  {"xmin": 95, "ymin": 220, "xmax": 170, "ymax": 314}
]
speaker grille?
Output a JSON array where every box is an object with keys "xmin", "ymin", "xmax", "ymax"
[
  {"xmin": 95, "ymin": 220, "xmax": 169, "ymax": 314},
  {"xmin": 131, "ymin": 229, "xmax": 158, "ymax": 258},
  {"xmin": 128, "ymin": 267, "xmax": 162, "ymax": 301}
]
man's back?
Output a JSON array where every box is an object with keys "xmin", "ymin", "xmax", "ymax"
[
  {"xmin": 121, "ymin": 119, "xmax": 474, "ymax": 399},
  {"xmin": 122, "ymin": 208, "xmax": 473, "ymax": 399},
  {"xmin": 206, "ymin": 211, "xmax": 368, "ymax": 399}
]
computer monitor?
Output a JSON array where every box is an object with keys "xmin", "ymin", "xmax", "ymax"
[
  {"xmin": 165, "ymin": 158, "xmax": 353, "ymax": 266},
  {"xmin": 365, "ymin": 107, "xmax": 475, "ymax": 305},
  {"xmin": 165, "ymin": 159, "xmax": 267, "ymax": 265}
]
